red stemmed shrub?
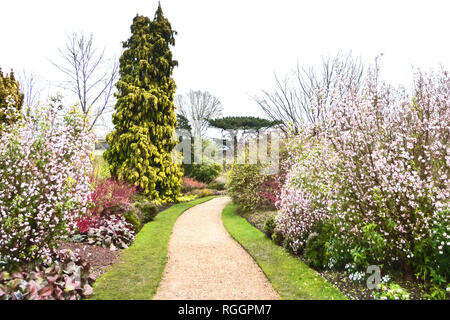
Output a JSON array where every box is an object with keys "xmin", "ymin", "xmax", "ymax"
[
  {"xmin": 259, "ymin": 174, "xmax": 281, "ymax": 208},
  {"xmin": 181, "ymin": 177, "xmax": 207, "ymax": 193},
  {"xmin": 75, "ymin": 178, "xmax": 138, "ymax": 241}
]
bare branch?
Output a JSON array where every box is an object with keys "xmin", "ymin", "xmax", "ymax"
[
  {"xmin": 49, "ymin": 31, "xmax": 119, "ymax": 131},
  {"xmin": 254, "ymin": 51, "xmax": 365, "ymax": 134},
  {"xmin": 175, "ymin": 90, "xmax": 223, "ymax": 137}
]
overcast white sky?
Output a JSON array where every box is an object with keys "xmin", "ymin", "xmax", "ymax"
[{"xmin": 1, "ymin": 0, "xmax": 449, "ymax": 136}]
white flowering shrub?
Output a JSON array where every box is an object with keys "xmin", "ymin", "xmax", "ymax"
[
  {"xmin": 276, "ymin": 66, "xmax": 450, "ymax": 283},
  {"xmin": 0, "ymin": 105, "xmax": 94, "ymax": 266},
  {"xmin": 373, "ymin": 283, "xmax": 411, "ymax": 300}
]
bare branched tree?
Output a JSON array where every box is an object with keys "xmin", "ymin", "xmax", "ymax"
[
  {"xmin": 50, "ymin": 32, "xmax": 119, "ymax": 131},
  {"xmin": 175, "ymin": 90, "xmax": 223, "ymax": 137},
  {"xmin": 18, "ymin": 70, "xmax": 43, "ymax": 108},
  {"xmin": 254, "ymin": 51, "xmax": 365, "ymax": 133}
]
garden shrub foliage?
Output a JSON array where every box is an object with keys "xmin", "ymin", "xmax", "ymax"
[
  {"xmin": 0, "ymin": 105, "xmax": 94, "ymax": 266},
  {"xmin": 105, "ymin": 7, "xmax": 183, "ymax": 202},
  {"xmin": 226, "ymin": 163, "xmax": 278, "ymax": 212},
  {"xmin": 275, "ymin": 65, "xmax": 450, "ymax": 285},
  {"xmin": 181, "ymin": 177, "xmax": 207, "ymax": 193},
  {"xmin": 183, "ymin": 159, "xmax": 222, "ymax": 184},
  {"xmin": 0, "ymin": 68, "xmax": 23, "ymax": 130},
  {"xmin": 0, "ymin": 249, "xmax": 94, "ymax": 300}
]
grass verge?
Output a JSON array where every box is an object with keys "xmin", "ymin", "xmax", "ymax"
[
  {"xmin": 90, "ymin": 196, "xmax": 217, "ymax": 300},
  {"xmin": 222, "ymin": 203, "xmax": 348, "ymax": 300}
]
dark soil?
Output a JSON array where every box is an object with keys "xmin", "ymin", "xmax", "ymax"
[{"xmin": 58, "ymin": 242, "xmax": 120, "ymax": 280}]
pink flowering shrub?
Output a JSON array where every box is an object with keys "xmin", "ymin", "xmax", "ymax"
[
  {"xmin": 276, "ymin": 66, "xmax": 450, "ymax": 283},
  {"xmin": 0, "ymin": 105, "xmax": 94, "ymax": 266}
]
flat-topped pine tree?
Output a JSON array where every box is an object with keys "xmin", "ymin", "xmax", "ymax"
[{"xmin": 105, "ymin": 5, "xmax": 182, "ymax": 202}]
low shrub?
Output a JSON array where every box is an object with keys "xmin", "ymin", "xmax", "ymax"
[
  {"xmin": 263, "ymin": 215, "xmax": 276, "ymax": 238},
  {"xmin": 74, "ymin": 215, "xmax": 135, "ymax": 250},
  {"xmin": 373, "ymin": 283, "xmax": 411, "ymax": 300},
  {"xmin": 86, "ymin": 178, "xmax": 137, "ymax": 218},
  {"xmin": 304, "ymin": 221, "xmax": 334, "ymax": 270},
  {"xmin": 0, "ymin": 249, "xmax": 94, "ymax": 300},
  {"xmin": 181, "ymin": 177, "xmax": 207, "ymax": 193},
  {"xmin": 184, "ymin": 160, "xmax": 222, "ymax": 183},
  {"xmin": 207, "ymin": 180, "xmax": 226, "ymax": 191},
  {"xmin": 190, "ymin": 188, "xmax": 213, "ymax": 198},
  {"xmin": 271, "ymin": 230, "xmax": 284, "ymax": 246},
  {"xmin": 176, "ymin": 194, "xmax": 199, "ymax": 203},
  {"xmin": 226, "ymin": 163, "xmax": 274, "ymax": 212},
  {"xmin": 133, "ymin": 200, "xmax": 158, "ymax": 224}
]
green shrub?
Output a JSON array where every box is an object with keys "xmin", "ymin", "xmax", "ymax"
[
  {"xmin": 207, "ymin": 180, "xmax": 226, "ymax": 191},
  {"xmin": 122, "ymin": 209, "xmax": 142, "ymax": 232},
  {"xmin": 226, "ymin": 163, "xmax": 269, "ymax": 212},
  {"xmin": 304, "ymin": 221, "xmax": 334, "ymax": 270},
  {"xmin": 184, "ymin": 160, "xmax": 222, "ymax": 183},
  {"xmin": 104, "ymin": 202, "xmax": 142, "ymax": 232},
  {"xmin": 272, "ymin": 231, "xmax": 284, "ymax": 246},
  {"xmin": 134, "ymin": 200, "xmax": 159, "ymax": 224},
  {"xmin": 190, "ymin": 188, "xmax": 213, "ymax": 198},
  {"xmin": 373, "ymin": 282, "xmax": 411, "ymax": 300},
  {"xmin": 263, "ymin": 215, "xmax": 276, "ymax": 238}
]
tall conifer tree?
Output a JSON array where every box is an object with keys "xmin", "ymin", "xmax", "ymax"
[
  {"xmin": 105, "ymin": 4, "xmax": 182, "ymax": 201},
  {"xmin": 0, "ymin": 68, "xmax": 24, "ymax": 130}
]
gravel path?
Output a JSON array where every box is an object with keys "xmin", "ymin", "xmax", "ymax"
[{"xmin": 153, "ymin": 196, "xmax": 280, "ymax": 300}]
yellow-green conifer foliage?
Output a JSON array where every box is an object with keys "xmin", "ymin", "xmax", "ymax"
[
  {"xmin": 0, "ymin": 68, "xmax": 24, "ymax": 129},
  {"xmin": 105, "ymin": 6, "xmax": 182, "ymax": 202}
]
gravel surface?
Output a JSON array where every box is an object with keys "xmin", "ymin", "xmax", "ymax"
[{"xmin": 153, "ymin": 197, "xmax": 280, "ymax": 300}]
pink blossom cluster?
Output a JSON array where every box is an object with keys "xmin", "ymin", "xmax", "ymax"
[
  {"xmin": 0, "ymin": 106, "xmax": 95, "ymax": 265},
  {"xmin": 276, "ymin": 66, "xmax": 449, "ymax": 269}
]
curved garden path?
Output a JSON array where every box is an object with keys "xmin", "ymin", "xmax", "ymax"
[{"xmin": 153, "ymin": 196, "xmax": 280, "ymax": 300}]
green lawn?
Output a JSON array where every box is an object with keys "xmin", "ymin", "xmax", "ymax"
[
  {"xmin": 222, "ymin": 203, "xmax": 348, "ymax": 300},
  {"xmin": 90, "ymin": 196, "xmax": 217, "ymax": 300}
]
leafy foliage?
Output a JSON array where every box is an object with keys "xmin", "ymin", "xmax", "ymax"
[
  {"xmin": 0, "ymin": 68, "xmax": 23, "ymax": 130},
  {"xmin": 226, "ymin": 163, "xmax": 276, "ymax": 212},
  {"xmin": 0, "ymin": 249, "xmax": 94, "ymax": 300},
  {"xmin": 276, "ymin": 66, "xmax": 450, "ymax": 291},
  {"xmin": 373, "ymin": 283, "xmax": 411, "ymax": 300},
  {"xmin": 184, "ymin": 159, "xmax": 222, "ymax": 183},
  {"xmin": 208, "ymin": 116, "xmax": 280, "ymax": 131},
  {"xmin": 105, "ymin": 6, "xmax": 182, "ymax": 202},
  {"xmin": 73, "ymin": 215, "xmax": 135, "ymax": 250},
  {"xmin": 0, "ymin": 105, "xmax": 94, "ymax": 266},
  {"xmin": 181, "ymin": 177, "xmax": 207, "ymax": 193}
]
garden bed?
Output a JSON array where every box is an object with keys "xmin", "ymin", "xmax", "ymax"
[
  {"xmin": 58, "ymin": 242, "xmax": 120, "ymax": 281},
  {"xmin": 239, "ymin": 210, "xmax": 431, "ymax": 300}
]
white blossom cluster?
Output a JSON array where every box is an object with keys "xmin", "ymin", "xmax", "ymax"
[
  {"xmin": 0, "ymin": 105, "xmax": 95, "ymax": 264},
  {"xmin": 275, "ymin": 66, "xmax": 450, "ymax": 271}
]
